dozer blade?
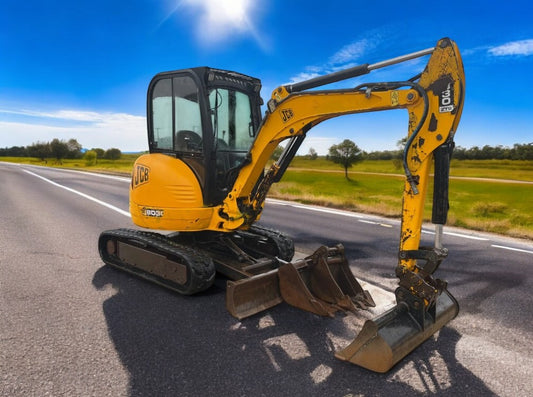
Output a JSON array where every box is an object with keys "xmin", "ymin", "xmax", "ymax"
[
  {"xmin": 335, "ymin": 287, "xmax": 459, "ymax": 373},
  {"xmin": 279, "ymin": 245, "xmax": 375, "ymax": 316},
  {"xmin": 226, "ymin": 269, "xmax": 282, "ymax": 320}
]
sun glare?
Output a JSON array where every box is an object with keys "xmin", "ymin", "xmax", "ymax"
[
  {"xmin": 180, "ymin": 0, "xmax": 263, "ymax": 46},
  {"xmin": 217, "ymin": 0, "xmax": 250, "ymax": 24}
]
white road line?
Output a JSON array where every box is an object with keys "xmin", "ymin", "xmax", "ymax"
[
  {"xmin": 23, "ymin": 169, "xmax": 131, "ymax": 218},
  {"xmin": 443, "ymin": 231, "xmax": 489, "ymax": 241},
  {"xmin": 359, "ymin": 219, "xmax": 378, "ymax": 225},
  {"xmin": 267, "ymin": 199, "xmax": 367, "ymax": 219},
  {"xmin": 18, "ymin": 163, "xmax": 131, "ymax": 183},
  {"xmin": 491, "ymin": 245, "xmax": 533, "ymax": 255},
  {"xmin": 290, "ymin": 204, "xmax": 365, "ymax": 218},
  {"xmin": 422, "ymin": 229, "xmax": 490, "ymax": 241}
]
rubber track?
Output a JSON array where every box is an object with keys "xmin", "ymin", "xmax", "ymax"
[
  {"xmin": 240, "ymin": 225, "xmax": 295, "ymax": 262},
  {"xmin": 99, "ymin": 228, "xmax": 215, "ymax": 295}
]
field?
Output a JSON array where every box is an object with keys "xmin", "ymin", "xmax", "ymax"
[
  {"xmin": 270, "ymin": 158, "xmax": 533, "ymax": 240},
  {"xmin": 2, "ymin": 156, "xmax": 532, "ymax": 239},
  {"xmin": 0, "ymin": 154, "xmax": 141, "ymax": 174}
]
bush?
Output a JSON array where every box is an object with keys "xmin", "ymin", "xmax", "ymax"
[
  {"xmin": 471, "ymin": 202, "xmax": 507, "ymax": 217},
  {"xmin": 84, "ymin": 150, "xmax": 97, "ymax": 166}
]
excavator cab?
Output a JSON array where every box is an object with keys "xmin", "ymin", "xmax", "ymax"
[{"xmin": 146, "ymin": 68, "xmax": 263, "ymax": 206}]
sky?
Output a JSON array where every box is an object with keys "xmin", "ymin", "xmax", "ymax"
[{"xmin": 1, "ymin": 0, "xmax": 532, "ymax": 154}]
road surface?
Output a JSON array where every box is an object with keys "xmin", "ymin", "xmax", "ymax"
[{"xmin": 1, "ymin": 162, "xmax": 532, "ymax": 396}]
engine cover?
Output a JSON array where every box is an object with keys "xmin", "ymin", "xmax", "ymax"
[{"xmin": 129, "ymin": 153, "xmax": 214, "ymax": 230}]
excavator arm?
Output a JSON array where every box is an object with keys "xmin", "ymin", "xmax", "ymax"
[
  {"xmin": 223, "ymin": 38, "xmax": 465, "ymax": 372},
  {"xmin": 218, "ymin": 38, "xmax": 464, "ymax": 242}
]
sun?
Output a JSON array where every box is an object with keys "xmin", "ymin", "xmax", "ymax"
[
  {"xmin": 169, "ymin": 0, "xmax": 266, "ymax": 49},
  {"xmin": 216, "ymin": 0, "xmax": 250, "ymax": 24}
]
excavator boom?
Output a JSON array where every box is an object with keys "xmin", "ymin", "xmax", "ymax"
[{"xmin": 99, "ymin": 37, "xmax": 465, "ymax": 373}]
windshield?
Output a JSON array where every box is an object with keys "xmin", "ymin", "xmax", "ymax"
[{"xmin": 209, "ymin": 88, "xmax": 255, "ymax": 152}]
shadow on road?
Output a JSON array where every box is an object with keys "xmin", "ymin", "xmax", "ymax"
[{"xmin": 93, "ymin": 265, "xmax": 496, "ymax": 396}]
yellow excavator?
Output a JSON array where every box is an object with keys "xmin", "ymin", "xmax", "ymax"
[{"xmin": 99, "ymin": 37, "xmax": 465, "ymax": 373}]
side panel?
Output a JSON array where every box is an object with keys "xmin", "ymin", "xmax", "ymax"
[{"xmin": 130, "ymin": 153, "xmax": 214, "ymax": 230}]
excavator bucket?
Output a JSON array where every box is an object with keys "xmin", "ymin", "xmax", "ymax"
[
  {"xmin": 226, "ymin": 245, "xmax": 375, "ymax": 320},
  {"xmin": 335, "ymin": 287, "xmax": 459, "ymax": 373},
  {"xmin": 278, "ymin": 245, "xmax": 375, "ymax": 316}
]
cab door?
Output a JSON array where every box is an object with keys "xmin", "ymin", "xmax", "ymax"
[{"xmin": 148, "ymin": 72, "xmax": 210, "ymax": 199}]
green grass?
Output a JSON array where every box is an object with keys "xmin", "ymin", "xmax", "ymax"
[
  {"xmin": 447, "ymin": 178, "xmax": 533, "ymax": 238},
  {"xmin": 450, "ymin": 159, "xmax": 533, "ymax": 181},
  {"xmin": 0, "ymin": 154, "xmax": 140, "ymax": 174},
  {"xmin": 269, "ymin": 160, "xmax": 533, "ymax": 240},
  {"xmin": 269, "ymin": 170, "xmax": 405, "ymax": 217},
  {"xmin": 288, "ymin": 158, "xmax": 533, "ymax": 182}
]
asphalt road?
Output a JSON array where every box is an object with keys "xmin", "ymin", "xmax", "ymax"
[{"xmin": 1, "ymin": 162, "xmax": 532, "ymax": 396}]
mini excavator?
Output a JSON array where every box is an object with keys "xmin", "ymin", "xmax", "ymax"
[{"xmin": 99, "ymin": 38, "xmax": 465, "ymax": 372}]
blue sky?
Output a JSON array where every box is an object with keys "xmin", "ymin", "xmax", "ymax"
[{"xmin": 1, "ymin": 0, "xmax": 532, "ymax": 154}]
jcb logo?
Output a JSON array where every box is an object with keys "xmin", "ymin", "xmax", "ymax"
[
  {"xmin": 133, "ymin": 164, "xmax": 150, "ymax": 188},
  {"xmin": 280, "ymin": 108, "xmax": 294, "ymax": 123}
]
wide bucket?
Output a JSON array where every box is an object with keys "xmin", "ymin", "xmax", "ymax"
[{"xmin": 335, "ymin": 288, "xmax": 459, "ymax": 373}]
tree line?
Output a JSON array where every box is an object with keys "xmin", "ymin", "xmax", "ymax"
[
  {"xmin": 363, "ymin": 143, "xmax": 533, "ymax": 161},
  {"xmin": 0, "ymin": 138, "xmax": 122, "ymax": 163},
  {"xmin": 322, "ymin": 141, "xmax": 533, "ymax": 180}
]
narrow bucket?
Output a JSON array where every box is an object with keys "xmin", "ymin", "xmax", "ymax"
[
  {"xmin": 279, "ymin": 245, "xmax": 375, "ymax": 316},
  {"xmin": 225, "ymin": 244, "xmax": 374, "ymax": 320},
  {"xmin": 335, "ymin": 288, "xmax": 459, "ymax": 373}
]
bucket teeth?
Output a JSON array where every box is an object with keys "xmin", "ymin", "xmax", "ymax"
[
  {"xmin": 225, "ymin": 244, "xmax": 374, "ymax": 320},
  {"xmin": 279, "ymin": 245, "xmax": 374, "ymax": 316}
]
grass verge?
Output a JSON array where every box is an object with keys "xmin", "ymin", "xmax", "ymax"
[
  {"xmin": 0, "ymin": 155, "xmax": 139, "ymax": 174},
  {"xmin": 269, "ymin": 168, "xmax": 533, "ymax": 240}
]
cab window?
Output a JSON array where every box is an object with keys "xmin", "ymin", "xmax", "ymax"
[
  {"xmin": 151, "ymin": 76, "xmax": 203, "ymax": 153},
  {"xmin": 209, "ymin": 88, "xmax": 255, "ymax": 152}
]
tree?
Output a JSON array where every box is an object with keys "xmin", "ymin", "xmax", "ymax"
[
  {"xmin": 104, "ymin": 148, "xmax": 122, "ymax": 160},
  {"xmin": 66, "ymin": 138, "xmax": 83, "ymax": 159},
  {"xmin": 50, "ymin": 139, "xmax": 69, "ymax": 163},
  {"xmin": 308, "ymin": 147, "xmax": 318, "ymax": 160},
  {"xmin": 271, "ymin": 145, "xmax": 283, "ymax": 161},
  {"xmin": 27, "ymin": 142, "xmax": 51, "ymax": 162},
  {"xmin": 327, "ymin": 139, "xmax": 363, "ymax": 179},
  {"xmin": 91, "ymin": 148, "xmax": 105, "ymax": 159},
  {"xmin": 396, "ymin": 136, "xmax": 408, "ymax": 152},
  {"xmin": 0, "ymin": 146, "xmax": 28, "ymax": 157}
]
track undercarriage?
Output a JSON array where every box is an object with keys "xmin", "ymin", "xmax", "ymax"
[{"xmin": 98, "ymin": 225, "xmax": 374, "ymax": 319}]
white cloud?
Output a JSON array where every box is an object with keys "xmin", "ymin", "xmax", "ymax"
[
  {"xmin": 288, "ymin": 37, "xmax": 380, "ymax": 85},
  {"xmin": 288, "ymin": 71, "xmax": 321, "ymax": 84},
  {"xmin": 0, "ymin": 108, "xmax": 146, "ymax": 152},
  {"xmin": 488, "ymin": 39, "xmax": 533, "ymax": 56},
  {"xmin": 329, "ymin": 39, "xmax": 371, "ymax": 65}
]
